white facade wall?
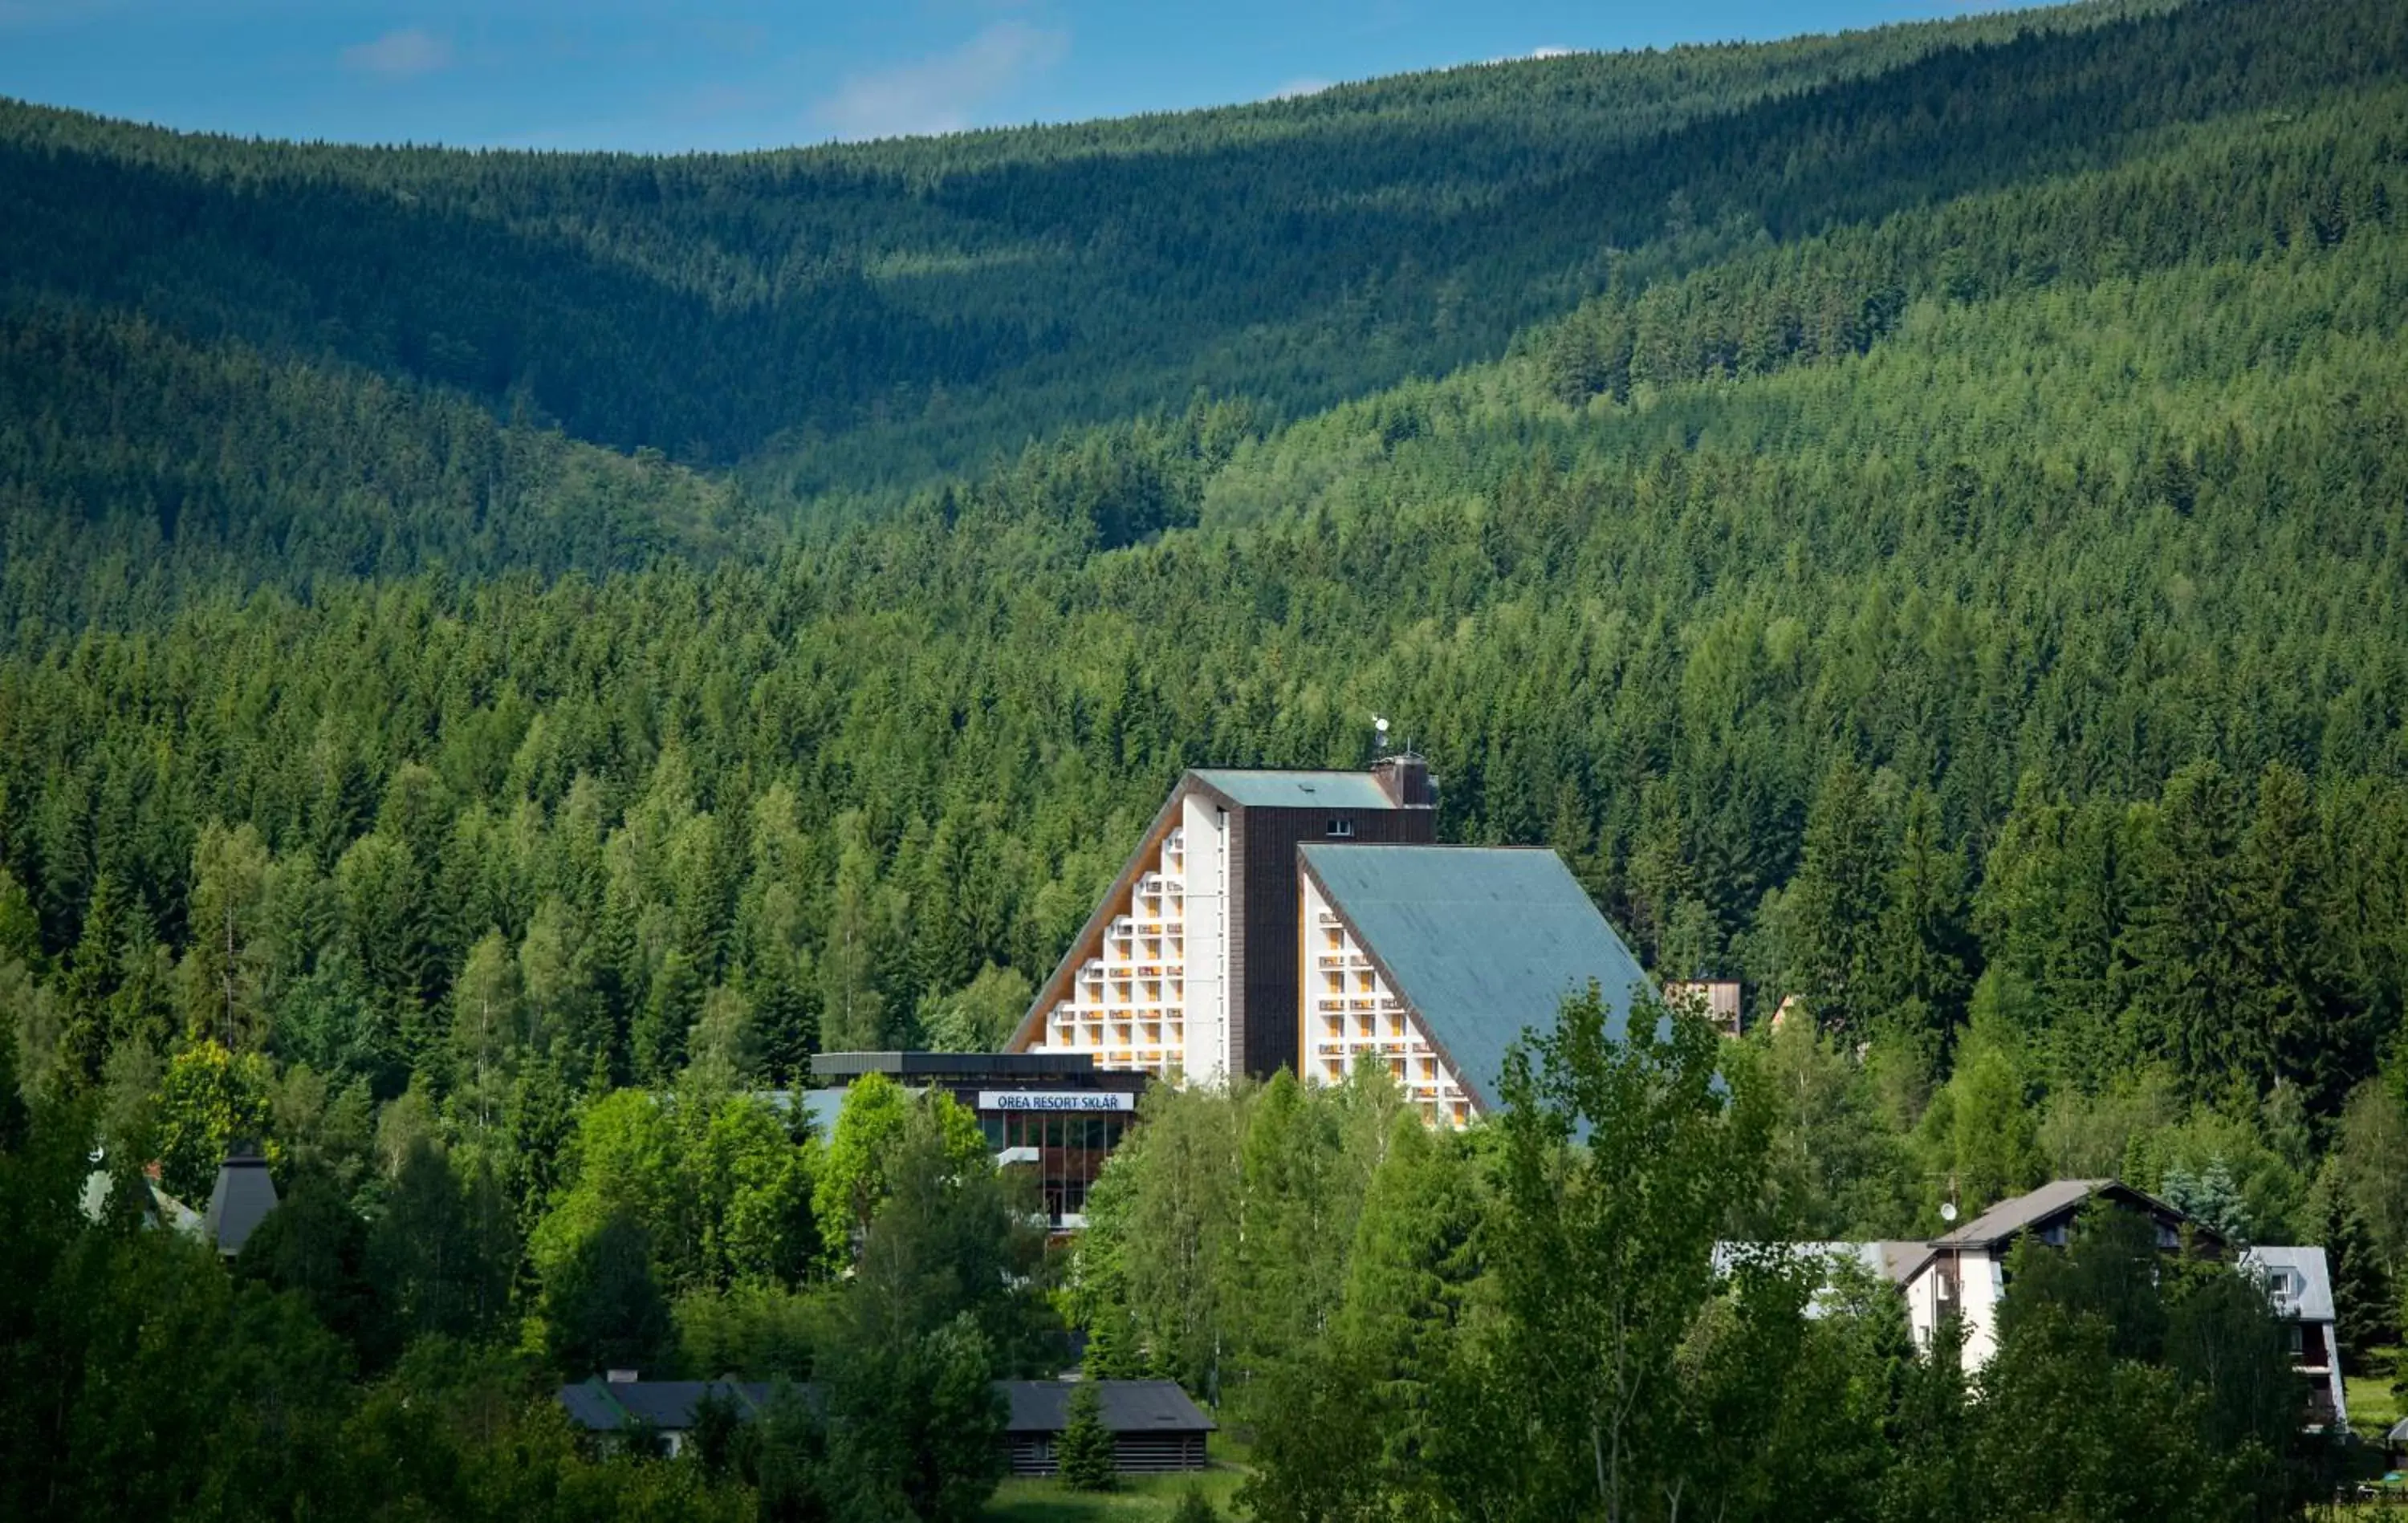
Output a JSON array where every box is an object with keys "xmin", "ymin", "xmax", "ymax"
[
  {"xmin": 1299, "ymin": 875, "xmax": 1474, "ymax": 1128},
  {"xmin": 1035, "ymin": 827, "xmax": 1193, "ymax": 1080},
  {"xmin": 1902, "ymin": 1260, "xmax": 1944, "ymax": 1350},
  {"xmin": 1178, "ymin": 794, "xmax": 1232, "ymax": 1082},
  {"xmin": 1956, "ymin": 1251, "xmax": 2007, "ymax": 1368},
  {"xmin": 1902, "ymin": 1249, "xmax": 2006, "ymax": 1366},
  {"xmin": 1031, "ymin": 799, "xmax": 1237, "ymax": 1083}
]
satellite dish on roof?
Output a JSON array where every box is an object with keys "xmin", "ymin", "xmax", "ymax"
[
  {"xmin": 1939, "ymin": 1201, "xmax": 1959, "ymax": 1223},
  {"xmin": 1374, "ymin": 717, "xmax": 1389, "ymax": 734}
]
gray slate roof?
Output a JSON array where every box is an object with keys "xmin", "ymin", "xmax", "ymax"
[
  {"xmin": 1926, "ymin": 1174, "xmax": 2225, "ymax": 1251},
  {"xmin": 999, "ymin": 1379, "xmax": 1214, "ymax": 1436},
  {"xmin": 558, "ymin": 1379, "xmax": 779, "ymax": 1432},
  {"xmin": 1192, "ymin": 770, "xmax": 1397, "ymax": 810},
  {"xmin": 557, "ymin": 1378, "xmax": 1210, "ymax": 1437},
  {"xmin": 203, "ymin": 1155, "xmax": 279, "ymax": 1257},
  {"xmin": 2241, "ymin": 1245, "xmax": 2337, "ymax": 1322},
  {"xmin": 1930, "ymin": 1178, "xmax": 2108, "ymax": 1247},
  {"xmin": 1300, "ymin": 844, "xmax": 1653, "ymax": 1111},
  {"xmin": 1930, "ymin": 1178, "xmax": 2219, "ymax": 1250}
]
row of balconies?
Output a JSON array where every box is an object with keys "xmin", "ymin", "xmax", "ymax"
[
  {"xmin": 1074, "ymin": 981, "xmax": 1185, "ymax": 1005},
  {"xmin": 1098, "ymin": 919, "xmax": 1180, "ymax": 943},
  {"xmin": 1319, "ymin": 1022, "xmax": 1413, "ymax": 1046},
  {"xmin": 1312, "ymin": 1043, "xmax": 1454, "ymax": 1090},
  {"xmin": 1314, "ymin": 1003, "xmax": 1399, "ymax": 1026},
  {"xmin": 1083, "ymin": 969, "xmax": 1186, "ymax": 991},
  {"xmin": 1081, "ymin": 965, "xmax": 1186, "ymax": 985},
  {"xmin": 1118, "ymin": 929, "xmax": 1184, "ymax": 950}
]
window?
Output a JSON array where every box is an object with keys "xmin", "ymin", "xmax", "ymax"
[
  {"xmin": 1326, "ymin": 818, "xmax": 1356, "ymax": 838},
  {"xmin": 2267, "ymin": 1266, "xmax": 2305, "ymax": 1314}
]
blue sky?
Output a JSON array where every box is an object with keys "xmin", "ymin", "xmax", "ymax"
[{"xmin": 0, "ymin": 1, "xmax": 2016, "ymax": 152}]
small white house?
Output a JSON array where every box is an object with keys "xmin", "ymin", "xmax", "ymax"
[
  {"xmin": 2240, "ymin": 1245, "xmax": 2346, "ymax": 1432},
  {"xmin": 1729, "ymin": 1180, "xmax": 2349, "ymax": 1435},
  {"xmin": 1898, "ymin": 1179, "xmax": 2215, "ymax": 1367}
]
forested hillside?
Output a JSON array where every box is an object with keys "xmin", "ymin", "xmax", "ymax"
[
  {"xmin": 6, "ymin": 0, "xmax": 2408, "ymax": 1517},
  {"xmin": 4, "ymin": 0, "xmax": 2397, "ymax": 562}
]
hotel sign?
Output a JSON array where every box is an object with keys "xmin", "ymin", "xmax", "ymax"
[{"xmin": 978, "ymin": 1090, "xmax": 1137, "ymax": 1113}]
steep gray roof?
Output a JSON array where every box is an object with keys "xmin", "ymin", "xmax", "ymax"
[
  {"xmin": 1191, "ymin": 770, "xmax": 1397, "ymax": 810},
  {"xmin": 203, "ymin": 1155, "xmax": 280, "ymax": 1257},
  {"xmin": 1877, "ymin": 1240, "xmax": 1935, "ymax": 1283},
  {"xmin": 2241, "ymin": 1246, "xmax": 2336, "ymax": 1322},
  {"xmin": 999, "ymin": 1379, "xmax": 1214, "ymax": 1436},
  {"xmin": 1300, "ymin": 844, "xmax": 1652, "ymax": 1111},
  {"xmin": 1930, "ymin": 1178, "xmax": 2218, "ymax": 1250},
  {"xmin": 1930, "ymin": 1179, "xmax": 2108, "ymax": 1247}
]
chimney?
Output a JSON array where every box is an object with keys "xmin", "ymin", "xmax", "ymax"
[
  {"xmin": 607, "ymin": 1369, "xmax": 640, "ymax": 1384},
  {"xmin": 1371, "ymin": 753, "xmax": 1434, "ymax": 809}
]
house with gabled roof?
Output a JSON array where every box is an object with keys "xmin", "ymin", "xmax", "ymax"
[
  {"xmin": 1722, "ymin": 1180, "xmax": 2346, "ymax": 1432},
  {"xmin": 556, "ymin": 1375, "xmax": 1213, "ymax": 1473},
  {"xmin": 1902, "ymin": 1178, "xmax": 2220, "ymax": 1367},
  {"xmin": 557, "ymin": 1375, "xmax": 779, "ymax": 1457},
  {"xmin": 2241, "ymin": 1245, "xmax": 2346, "ymax": 1432}
]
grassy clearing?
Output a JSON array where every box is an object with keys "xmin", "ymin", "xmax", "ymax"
[
  {"xmin": 986, "ymin": 1464, "xmax": 1247, "ymax": 1521},
  {"xmin": 2346, "ymin": 1346, "xmax": 2400, "ymax": 1446}
]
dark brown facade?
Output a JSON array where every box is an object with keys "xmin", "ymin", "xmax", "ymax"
[
  {"xmin": 1214, "ymin": 783, "xmax": 1434, "ymax": 1080},
  {"xmin": 1006, "ymin": 1432, "xmax": 1211, "ymax": 1477}
]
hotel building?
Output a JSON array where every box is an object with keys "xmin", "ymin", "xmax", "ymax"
[{"xmin": 1007, "ymin": 758, "xmax": 1654, "ymax": 1127}]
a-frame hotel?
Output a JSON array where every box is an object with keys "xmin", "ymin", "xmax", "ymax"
[{"xmin": 1004, "ymin": 755, "xmax": 1653, "ymax": 1127}]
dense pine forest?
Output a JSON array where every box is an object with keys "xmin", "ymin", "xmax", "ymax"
[{"xmin": 6, "ymin": 0, "xmax": 2408, "ymax": 1517}]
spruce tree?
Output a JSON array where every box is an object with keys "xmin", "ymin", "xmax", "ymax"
[{"xmin": 1056, "ymin": 1380, "xmax": 1118, "ymax": 1492}]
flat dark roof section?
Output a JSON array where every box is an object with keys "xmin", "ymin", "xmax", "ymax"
[{"xmin": 810, "ymin": 1050, "xmax": 1145, "ymax": 1088}]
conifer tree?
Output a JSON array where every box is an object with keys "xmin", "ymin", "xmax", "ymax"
[
  {"xmin": 1785, "ymin": 758, "xmax": 1892, "ymax": 1034},
  {"xmin": 1056, "ymin": 1381, "xmax": 1118, "ymax": 1492}
]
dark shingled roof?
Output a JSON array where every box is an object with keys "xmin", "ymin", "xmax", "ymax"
[
  {"xmin": 1931, "ymin": 1178, "xmax": 2219, "ymax": 1249},
  {"xmin": 558, "ymin": 1379, "xmax": 779, "ymax": 1432},
  {"xmin": 558, "ymin": 1379, "xmax": 1209, "ymax": 1437},
  {"xmin": 1299, "ymin": 844, "xmax": 1653, "ymax": 1111},
  {"xmin": 999, "ymin": 1380, "xmax": 1214, "ymax": 1436},
  {"xmin": 203, "ymin": 1154, "xmax": 279, "ymax": 1257}
]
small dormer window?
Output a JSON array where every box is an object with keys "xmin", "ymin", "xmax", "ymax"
[
  {"xmin": 2270, "ymin": 1267, "xmax": 2304, "ymax": 1312},
  {"xmin": 1327, "ymin": 818, "xmax": 1356, "ymax": 838}
]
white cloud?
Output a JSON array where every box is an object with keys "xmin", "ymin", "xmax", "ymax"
[
  {"xmin": 1267, "ymin": 76, "xmax": 1332, "ymax": 101},
  {"xmin": 811, "ymin": 20, "xmax": 1068, "ymax": 141},
  {"xmin": 340, "ymin": 27, "xmax": 454, "ymax": 80},
  {"xmin": 1528, "ymin": 45, "xmax": 1578, "ymax": 59}
]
